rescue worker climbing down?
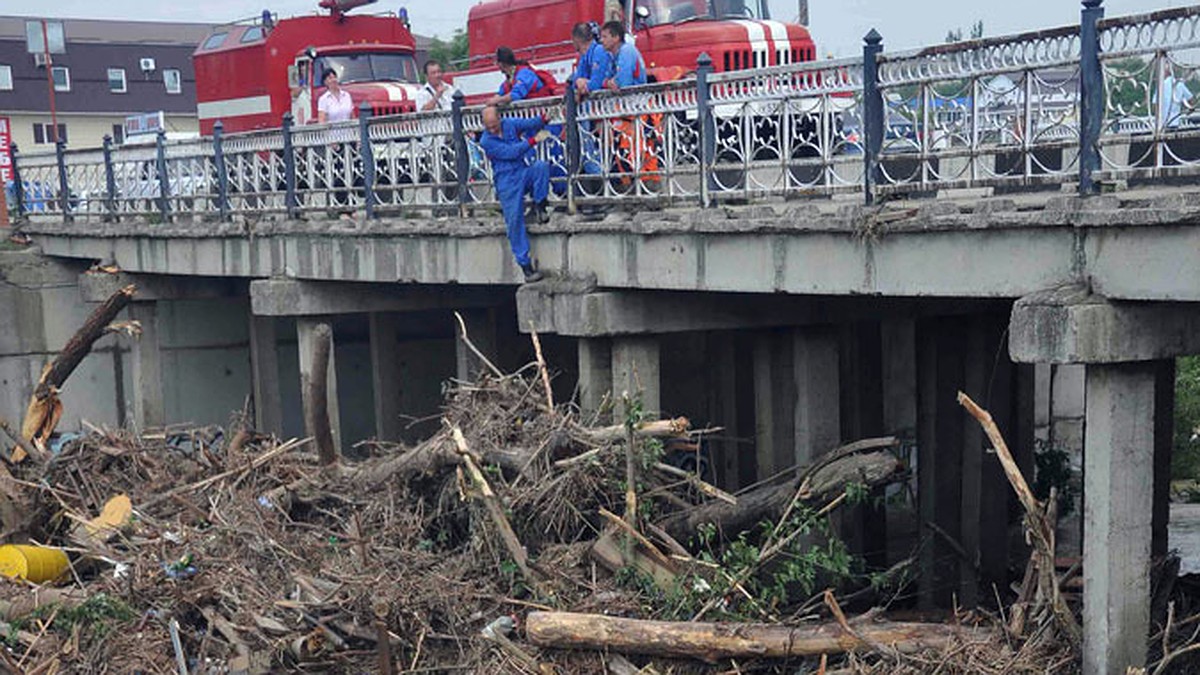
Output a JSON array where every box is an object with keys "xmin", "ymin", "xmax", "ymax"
[{"xmin": 480, "ymin": 105, "xmax": 551, "ymax": 283}]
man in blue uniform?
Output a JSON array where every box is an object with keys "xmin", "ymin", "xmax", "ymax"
[
  {"xmin": 599, "ymin": 21, "xmax": 658, "ymax": 189},
  {"xmin": 480, "ymin": 105, "xmax": 550, "ymax": 282},
  {"xmin": 571, "ymin": 22, "xmax": 610, "ymax": 97},
  {"xmin": 600, "ymin": 20, "xmax": 647, "ymax": 90},
  {"xmin": 487, "ymin": 47, "xmax": 550, "ymax": 106}
]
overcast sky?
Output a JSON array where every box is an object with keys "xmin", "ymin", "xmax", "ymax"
[{"xmin": 2, "ymin": 0, "xmax": 1192, "ymax": 57}]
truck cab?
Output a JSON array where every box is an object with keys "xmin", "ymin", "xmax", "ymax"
[
  {"xmin": 454, "ymin": 0, "xmax": 816, "ymax": 103},
  {"xmin": 193, "ymin": 0, "xmax": 421, "ymax": 135}
]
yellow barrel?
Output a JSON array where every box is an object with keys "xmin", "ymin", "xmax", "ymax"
[{"xmin": 0, "ymin": 545, "xmax": 69, "ymax": 584}]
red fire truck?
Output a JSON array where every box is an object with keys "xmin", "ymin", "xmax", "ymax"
[
  {"xmin": 192, "ymin": 0, "xmax": 422, "ymax": 135},
  {"xmin": 453, "ymin": 0, "xmax": 817, "ymax": 102}
]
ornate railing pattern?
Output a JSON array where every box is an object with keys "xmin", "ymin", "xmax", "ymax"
[{"xmin": 11, "ymin": 1, "xmax": 1200, "ymax": 223}]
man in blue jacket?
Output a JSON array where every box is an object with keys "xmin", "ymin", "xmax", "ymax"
[
  {"xmin": 480, "ymin": 105, "xmax": 550, "ymax": 282},
  {"xmin": 571, "ymin": 22, "xmax": 610, "ymax": 97}
]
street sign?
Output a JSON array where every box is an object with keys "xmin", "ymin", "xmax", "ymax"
[
  {"xmin": 25, "ymin": 20, "xmax": 65, "ymax": 55},
  {"xmin": 0, "ymin": 117, "xmax": 13, "ymax": 185},
  {"xmin": 125, "ymin": 111, "xmax": 166, "ymax": 138}
]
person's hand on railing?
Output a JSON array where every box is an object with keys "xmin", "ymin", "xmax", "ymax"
[{"xmin": 532, "ymin": 130, "xmax": 553, "ymax": 144}]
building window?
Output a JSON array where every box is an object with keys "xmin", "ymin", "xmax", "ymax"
[
  {"xmin": 163, "ymin": 68, "xmax": 181, "ymax": 94},
  {"xmin": 107, "ymin": 68, "xmax": 127, "ymax": 93},
  {"xmin": 111, "ymin": 124, "xmax": 124, "ymax": 145},
  {"xmin": 51, "ymin": 66, "xmax": 69, "ymax": 92},
  {"xmin": 32, "ymin": 123, "xmax": 67, "ymax": 145},
  {"xmin": 0, "ymin": 65, "xmax": 11, "ymax": 91}
]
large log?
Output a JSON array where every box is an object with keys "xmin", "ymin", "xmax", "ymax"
[
  {"xmin": 525, "ymin": 611, "xmax": 967, "ymax": 662},
  {"xmin": 657, "ymin": 438, "xmax": 902, "ymax": 543},
  {"xmin": 302, "ymin": 323, "xmax": 337, "ymax": 465}
]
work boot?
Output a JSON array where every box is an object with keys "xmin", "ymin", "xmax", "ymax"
[
  {"xmin": 520, "ymin": 263, "xmax": 544, "ymax": 283},
  {"xmin": 535, "ymin": 199, "xmax": 551, "ymax": 224}
]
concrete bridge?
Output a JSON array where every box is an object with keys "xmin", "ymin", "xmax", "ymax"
[{"xmin": 7, "ymin": 2, "xmax": 1200, "ymax": 673}]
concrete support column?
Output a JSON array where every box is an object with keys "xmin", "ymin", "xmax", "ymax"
[
  {"xmin": 881, "ymin": 318, "xmax": 917, "ymax": 438},
  {"xmin": 369, "ymin": 313, "xmax": 402, "ymax": 441},
  {"xmin": 578, "ymin": 337, "xmax": 613, "ymax": 422},
  {"xmin": 455, "ymin": 309, "xmax": 498, "ymax": 382},
  {"xmin": 611, "ymin": 336, "xmax": 660, "ymax": 417},
  {"xmin": 753, "ymin": 330, "xmax": 796, "ymax": 478},
  {"xmin": 1152, "ymin": 359, "xmax": 1175, "ymax": 559},
  {"xmin": 129, "ymin": 302, "xmax": 164, "ymax": 431},
  {"xmin": 248, "ymin": 314, "xmax": 283, "ymax": 436},
  {"xmin": 754, "ymin": 328, "xmax": 840, "ymax": 479},
  {"xmin": 297, "ymin": 318, "xmax": 342, "ymax": 455},
  {"xmin": 1083, "ymin": 363, "xmax": 1156, "ymax": 675}
]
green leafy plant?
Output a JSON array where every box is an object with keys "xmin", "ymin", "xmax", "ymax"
[{"xmin": 1033, "ymin": 438, "xmax": 1078, "ymax": 517}]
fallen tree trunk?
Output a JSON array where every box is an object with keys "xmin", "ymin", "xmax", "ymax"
[
  {"xmin": 580, "ymin": 417, "xmax": 691, "ymax": 445},
  {"xmin": 19, "ymin": 284, "xmax": 136, "ymax": 460},
  {"xmin": 525, "ymin": 611, "xmax": 967, "ymax": 661},
  {"xmin": 657, "ymin": 438, "xmax": 902, "ymax": 543}
]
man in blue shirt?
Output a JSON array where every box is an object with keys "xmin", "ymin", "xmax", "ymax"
[
  {"xmin": 600, "ymin": 20, "xmax": 647, "ymax": 90},
  {"xmin": 487, "ymin": 47, "xmax": 550, "ymax": 106},
  {"xmin": 571, "ymin": 22, "xmax": 610, "ymax": 97},
  {"xmin": 479, "ymin": 105, "xmax": 550, "ymax": 282}
]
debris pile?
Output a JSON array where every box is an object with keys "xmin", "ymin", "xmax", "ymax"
[{"xmin": 0, "ymin": 297, "xmax": 1194, "ymax": 672}]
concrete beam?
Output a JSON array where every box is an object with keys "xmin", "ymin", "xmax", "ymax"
[
  {"xmin": 81, "ymin": 271, "xmax": 246, "ymax": 303},
  {"xmin": 1010, "ymin": 285, "xmax": 1200, "ymax": 364},
  {"xmin": 251, "ymin": 279, "xmax": 508, "ymax": 317},
  {"xmin": 1083, "ymin": 363, "xmax": 1156, "ymax": 675}
]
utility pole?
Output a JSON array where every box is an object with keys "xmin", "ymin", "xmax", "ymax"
[{"xmin": 41, "ymin": 20, "xmax": 59, "ymax": 144}]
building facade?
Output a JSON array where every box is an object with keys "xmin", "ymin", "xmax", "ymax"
[{"xmin": 0, "ymin": 16, "xmax": 215, "ymax": 153}]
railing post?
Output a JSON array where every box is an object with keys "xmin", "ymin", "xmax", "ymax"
[
  {"xmin": 55, "ymin": 138, "xmax": 72, "ymax": 222},
  {"xmin": 358, "ymin": 102, "xmax": 376, "ymax": 219},
  {"xmin": 155, "ymin": 130, "xmax": 170, "ymax": 222},
  {"xmin": 863, "ymin": 29, "xmax": 884, "ymax": 206},
  {"xmin": 1079, "ymin": 0, "xmax": 1105, "ymax": 195},
  {"xmin": 282, "ymin": 113, "xmax": 298, "ymax": 219},
  {"xmin": 102, "ymin": 134, "xmax": 117, "ymax": 222},
  {"xmin": 9, "ymin": 143, "xmax": 24, "ymax": 219},
  {"xmin": 452, "ymin": 91, "xmax": 469, "ymax": 217},
  {"xmin": 564, "ymin": 90, "xmax": 581, "ymax": 215},
  {"xmin": 213, "ymin": 120, "xmax": 231, "ymax": 222},
  {"xmin": 696, "ymin": 52, "xmax": 715, "ymax": 208}
]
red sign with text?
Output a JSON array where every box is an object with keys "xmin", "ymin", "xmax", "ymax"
[{"xmin": 0, "ymin": 117, "xmax": 12, "ymax": 184}]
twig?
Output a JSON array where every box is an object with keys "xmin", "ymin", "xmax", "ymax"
[
  {"xmin": 653, "ymin": 462, "xmax": 737, "ymax": 505},
  {"xmin": 598, "ymin": 507, "xmax": 674, "ymax": 570},
  {"xmin": 142, "ymin": 437, "xmax": 308, "ymax": 509},
  {"xmin": 528, "ymin": 324, "xmax": 555, "ymax": 414},
  {"xmin": 453, "ymin": 311, "xmax": 503, "ymax": 378},
  {"xmin": 374, "ymin": 602, "xmax": 396, "ymax": 675},
  {"xmin": 0, "ymin": 417, "xmax": 46, "ymax": 465},
  {"xmin": 169, "ymin": 618, "xmax": 189, "ymax": 675}
]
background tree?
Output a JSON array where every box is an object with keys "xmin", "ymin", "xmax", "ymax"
[{"xmin": 427, "ymin": 28, "xmax": 470, "ymax": 73}]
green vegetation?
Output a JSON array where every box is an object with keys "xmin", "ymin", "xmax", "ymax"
[
  {"xmin": 1175, "ymin": 356, "xmax": 1200, "ymax": 481},
  {"xmin": 6, "ymin": 593, "xmax": 136, "ymax": 647},
  {"xmin": 945, "ymin": 21, "xmax": 984, "ymax": 44},
  {"xmin": 1033, "ymin": 438, "xmax": 1079, "ymax": 517},
  {"xmin": 427, "ymin": 29, "xmax": 470, "ymax": 73}
]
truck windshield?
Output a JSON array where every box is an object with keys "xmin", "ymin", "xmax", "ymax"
[
  {"xmin": 315, "ymin": 53, "xmax": 418, "ymax": 85},
  {"xmin": 636, "ymin": 0, "xmax": 769, "ymax": 26}
]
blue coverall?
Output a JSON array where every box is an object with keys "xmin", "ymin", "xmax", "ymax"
[
  {"xmin": 480, "ymin": 117, "xmax": 549, "ymax": 268},
  {"xmin": 573, "ymin": 41, "xmax": 612, "ymax": 176},
  {"xmin": 609, "ymin": 41, "xmax": 648, "ymax": 87}
]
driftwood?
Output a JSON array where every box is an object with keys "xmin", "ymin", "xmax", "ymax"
[
  {"xmin": 525, "ymin": 611, "xmax": 969, "ymax": 662},
  {"xmin": 957, "ymin": 392, "xmax": 1081, "ymax": 646},
  {"xmin": 582, "ymin": 417, "xmax": 691, "ymax": 444},
  {"xmin": 657, "ymin": 437, "xmax": 902, "ymax": 543},
  {"xmin": 302, "ymin": 323, "xmax": 337, "ymax": 466},
  {"xmin": 17, "ymin": 284, "xmax": 136, "ymax": 461}
]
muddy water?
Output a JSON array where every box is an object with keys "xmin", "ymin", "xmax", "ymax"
[{"xmin": 1171, "ymin": 503, "xmax": 1200, "ymax": 574}]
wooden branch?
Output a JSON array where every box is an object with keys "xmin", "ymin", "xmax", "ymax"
[
  {"xmin": 32, "ymin": 284, "xmax": 135, "ymax": 401},
  {"xmin": 529, "ymin": 325, "xmax": 555, "ymax": 414},
  {"xmin": 525, "ymin": 611, "xmax": 969, "ymax": 661},
  {"xmin": 0, "ymin": 417, "xmax": 42, "ymax": 465},
  {"xmin": 957, "ymin": 391, "xmax": 1081, "ymax": 646},
  {"xmin": 450, "ymin": 425, "xmax": 537, "ymax": 586},
  {"xmin": 581, "ymin": 417, "xmax": 691, "ymax": 444},
  {"xmin": 657, "ymin": 442, "xmax": 903, "ymax": 543},
  {"xmin": 302, "ymin": 323, "xmax": 337, "ymax": 465},
  {"xmin": 653, "ymin": 462, "xmax": 737, "ymax": 505},
  {"xmin": 453, "ymin": 311, "xmax": 503, "ymax": 379}
]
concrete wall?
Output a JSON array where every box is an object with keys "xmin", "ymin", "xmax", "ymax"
[{"xmin": 8, "ymin": 113, "xmax": 198, "ymax": 152}]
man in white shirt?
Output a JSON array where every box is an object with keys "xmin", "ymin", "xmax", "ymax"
[
  {"xmin": 317, "ymin": 68, "xmax": 355, "ymax": 123},
  {"xmin": 415, "ymin": 61, "xmax": 457, "ymax": 112}
]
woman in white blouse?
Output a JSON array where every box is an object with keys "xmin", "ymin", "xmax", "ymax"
[{"xmin": 317, "ymin": 68, "xmax": 354, "ymax": 123}]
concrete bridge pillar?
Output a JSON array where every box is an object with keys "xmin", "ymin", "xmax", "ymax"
[
  {"xmin": 1010, "ymin": 286, "xmax": 1200, "ymax": 674},
  {"xmin": 612, "ymin": 336, "xmax": 661, "ymax": 418},
  {"xmin": 129, "ymin": 302, "xmax": 164, "ymax": 431},
  {"xmin": 577, "ymin": 337, "xmax": 613, "ymax": 422},
  {"xmin": 249, "ymin": 314, "xmax": 283, "ymax": 437},
  {"xmin": 368, "ymin": 313, "xmax": 402, "ymax": 442}
]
